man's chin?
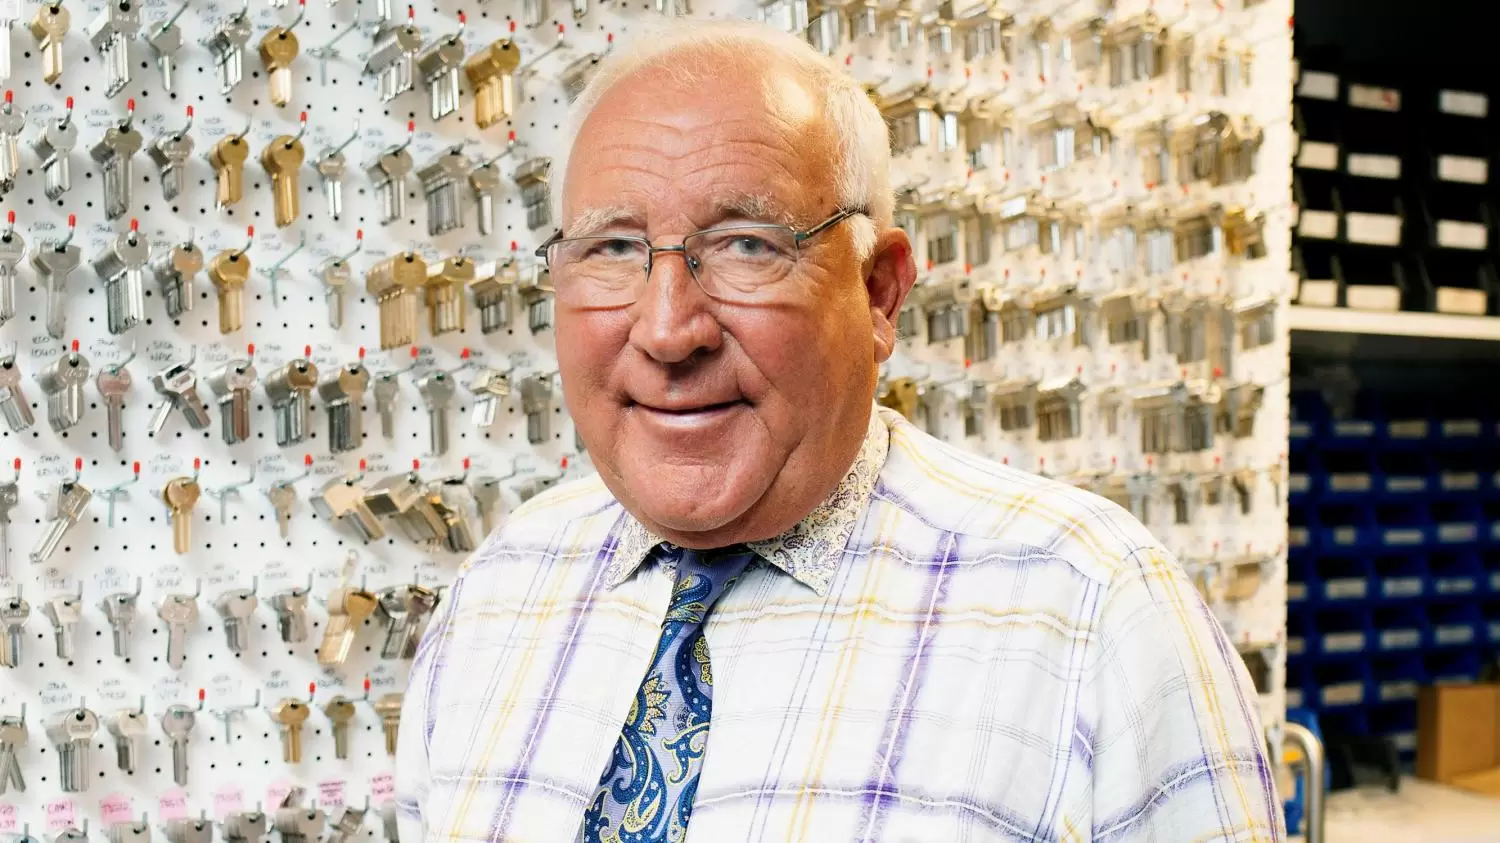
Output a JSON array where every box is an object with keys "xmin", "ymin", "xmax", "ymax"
[{"xmin": 620, "ymin": 462, "xmax": 764, "ymax": 538}]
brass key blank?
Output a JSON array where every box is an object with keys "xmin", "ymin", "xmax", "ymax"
[
  {"xmin": 162, "ymin": 475, "xmax": 201, "ymax": 554},
  {"xmin": 262, "ymin": 119, "xmax": 307, "ymax": 228}
]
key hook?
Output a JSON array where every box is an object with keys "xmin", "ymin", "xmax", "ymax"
[
  {"xmin": 274, "ymin": 455, "xmax": 315, "ymax": 490},
  {"xmin": 448, "ymin": 11, "xmax": 466, "ymax": 44},
  {"xmin": 59, "ymin": 95, "xmax": 74, "ymax": 129},
  {"xmin": 478, "ymin": 136, "xmax": 519, "ymax": 170},
  {"xmin": 231, "ymin": 117, "xmax": 252, "ymax": 143},
  {"xmin": 287, "ymin": 0, "xmax": 308, "ymax": 30},
  {"xmin": 108, "ymin": 340, "xmax": 139, "ymax": 374},
  {"xmin": 393, "ymin": 120, "xmax": 415, "ymax": 154},
  {"xmin": 175, "ymin": 106, "xmax": 193, "ymax": 141},
  {"xmin": 232, "ymin": 228, "xmax": 254, "ymax": 259},
  {"xmin": 57, "ymin": 214, "xmax": 77, "ymax": 250},
  {"xmin": 286, "ymin": 112, "xmax": 309, "ymax": 149},
  {"xmin": 322, "ymin": 119, "xmax": 361, "ymax": 163},
  {"xmin": 120, "ymin": 99, "xmax": 136, "ymax": 131},
  {"xmin": 150, "ymin": 0, "xmax": 191, "ymax": 38},
  {"xmin": 333, "ymin": 231, "xmax": 364, "ymax": 266}
]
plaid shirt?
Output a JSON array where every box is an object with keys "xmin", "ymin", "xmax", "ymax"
[{"xmin": 398, "ymin": 407, "xmax": 1282, "ymax": 842}]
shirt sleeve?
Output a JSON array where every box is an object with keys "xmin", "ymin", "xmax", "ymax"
[
  {"xmin": 395, "ymin": 579, "xmax": 461, "ymax": 841},
  {"xmin": 1087, "ymin": 545, "xmax": 1285, "ymax": 842}
]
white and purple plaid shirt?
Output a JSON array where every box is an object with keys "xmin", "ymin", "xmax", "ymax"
[{"xmin": 397, "ymin": 407, "xmax": 1282, "ymax": 842}]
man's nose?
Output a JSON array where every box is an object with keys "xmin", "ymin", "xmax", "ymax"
[{"xmin": 627, "ymin": 250, "xmax": 722, "ymax": 365}]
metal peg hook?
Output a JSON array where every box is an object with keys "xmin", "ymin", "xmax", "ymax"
[
  {"xmin": 213, "ymin": 689, "xmax": 262, "ymax": 744},
  {"xmin": 56, "ymin": 214, "xmax": 77, "ymax": 249},
  {"xmin": 206, "ymin": 465, "xmax": 258, "ymax": 526},
  {"xmin": 108, "ymin": 340, "xmax": 138, "ymax": 374},
  {"xmin": 286, "ymin": 112, "xmax": 308, "ymax": 148},
  {"xmin": 231, "ymin": 228, "xmax": 254, "ymax": 259},
  {"xmin": 392, "ymin": 120, "xmax": 415, "ymax": 154},
  {"xmin": 231, "ymin": 117, "xmax": 252, "ymax": 143},
  {"xmin": 447, "ymin": 11, "xmax": 466, "ymax": 43},
  {"xmin": 322, "ymin": 120, "xmax": 361, "ymax": 162},
  {"xmin": 287, "ymin": 0, "xmax": 308, "ymax": 29},
  {"xmin": 263, "ymin": 231, "xmax": 307, "ymax": 308},
  {"xmin": 478, "ymin": 135, "xmax": 519, "ymax": 170},
  {"xmin": 174, "ymin": 105, "xmax": 193, "ymax": 140},
  {"xmin": 150, "ymin": 0, "xmax": 190, "ymax": 38}
]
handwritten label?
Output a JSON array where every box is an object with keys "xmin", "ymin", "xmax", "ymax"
[
  {"xmin": 317, "ymin": 779, "xmax": 346, "ymax": 809},
  {"xmin": 0, "ymin": 803, "xmax": 16, "ymax": 832},
  {"xmin": 45, "ymin": 798, "xmax": 76, "ymax": 832},
  {"xmin": 158, "ymin": 789, "xmax": 190, "ymax": 821},
  {"xmin": 370, "ymin": 773, "xmax": 395, "ymax": 802},
  {"xmin": 265, "ymin": 781, "xmax": 294, "ymax": 812},
  {"xmin": 214, "ymin": 787, "xmax": 245, "ymax": 820},
  {"xmin": 100, "ymin": 794, "xmax": 135, "ymax": 825}
]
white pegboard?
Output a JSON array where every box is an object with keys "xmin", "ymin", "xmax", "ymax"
[{"xmin": 0, "ymin": 0, "xmax": 1293, "ymax": 836}]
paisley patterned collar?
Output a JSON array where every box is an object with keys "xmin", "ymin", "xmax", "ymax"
[{"xmin": 607, "ymin": 408, "xmax": 890, "ymax": 597}]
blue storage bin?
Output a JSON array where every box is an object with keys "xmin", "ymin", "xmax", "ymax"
[
  {"xmin": 1283, "ymin": 663, "xmax": 1313, "ymax": 711},
  {"xmin": 1427, "ymin": 601, "xmax": 1482, "ymax": 648},
  {"xmin": 1316, "ymin": 608, "xmax": 1372, "ymax": 657},
  {"xmin": 1318, "ymin": 709, "xmax": 1371, "ymax": 740},
  {"xmin": 1424, "ymin": 649, "xmax": 1482, "ymax": 684},
  {"xmin": 1377, "ymin": 451, "xmax": 1431, "ymax": 497},
  {"xmin": 1324, "ymin": 417, "xmax": 1380, "ymax": 446},
  {"xmin": 1436, "ymin": 415, "xmax": 1486, "ymax": 446},
  {"xmin": 1371, "ymin": 654, "xmax": 1426, "ymax": 703},
  {"xmin": 1482, "ymin": 598, "xmax": 1500, "ymax": 645},
  {"xmin": 1373, "ymin": 553, "xmax": 1426, "ymax": 600},
  {"xmin": 1382, "ymin": 416, "xmax": 1432, "ymax": 447},
  {"xmin": 1432, "ymin": 501, "xmax": 1484, "ymax": 545},
  {"xmin": 1429, "ymin": 551, "xmax": 1483, "ymax": 597},
  {"xmin": 1288, "ymin": 450, "xmax": 1314, "ymax": 501},
  {"xmin": 1484, "ymin": 550, "xmax": 1500, "ymax": 594},
  {"xmin": 1287, "ymin": 553, "xmax": 1313, "ymax": 605},
  {"xmin": 1374, "ymin": 502, "xmax": 1431, "ymax": 549},
  {"xmin": 1286, "ymin": 611, "xmax": 1313, "ymax": 661},
  {"xmin": 1313, "ymin": 661, "xmax": 1370, "ymax": 708},
  {"xmin": 1316, "ymin": 555, "xmax": 1370, "ymax": 603},
  {"xmin": 1435, "ymin": 450, "xmax": 1485, "ymax": 498},
  {"xmin": 1367, "ymin": 701, "xmax": 1419, "ymax": 757},
  {"xmin": 1319, "ymin": 502, "xmax": 1374, "ymax": 550},
  {"xmin": 1322, "ymin": 450, "xmax": 1377, "ymax": 498},
  {"xmin": 1289, "ymin": 505, "xmax": 1315, "ymax": 552},
  {"xmin": 1373, "ymin": 605, "xmax": 1427, "ymax": 652}
]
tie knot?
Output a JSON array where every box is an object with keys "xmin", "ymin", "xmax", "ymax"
[{"xmin": 664, "ymin": 545, "xmax": 756, "ymax": 624}]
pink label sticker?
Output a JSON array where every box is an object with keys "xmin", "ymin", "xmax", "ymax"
[
  {"xmin": 265, "ymin": 781, "xmax": 294, "ymax": 812},
  {"xmin": 317, "ymin": 779, "xmax": 346, "ymax": 809},
  {"xmin": 158, "ymin": 789, "xmax": 190, "ymax": 821},
  {"xmin": 369, "ymin": 773, "xmax": 395, "ymax": 802},
  {"xmin": 0, "ymin": 803, "xmax": 17, "ymax": 832},
  {"xmin": 99, "ymin": 794, "xmax": 134, "ymax": 825},
  {"xmin": 44, "ymin": 798, "xmax": 76, "ymax": 832},
  {"xmin": 214, "ymin": 787, "xmax": 245, "ymax": 820}
]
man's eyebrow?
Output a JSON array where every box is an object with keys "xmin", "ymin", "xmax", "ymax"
[
  {"xmin": 711, "ymin": 192, "xmax": 797, "ymax": 227},
  {"xmin": 565, "ymin": 206, "xmax": 640, "ymax": 238}
]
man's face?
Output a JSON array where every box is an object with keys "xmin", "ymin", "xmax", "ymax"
[{"xmin": 556, "ymin": 55, "xmax": 913, "ymax": 545}]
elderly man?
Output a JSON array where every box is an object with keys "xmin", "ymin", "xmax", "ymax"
[{"xmin": 397, "ymin": 20, "xmax": 1281, "ymax": 843}]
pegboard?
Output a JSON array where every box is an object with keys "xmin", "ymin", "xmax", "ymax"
[{"xmin": 0, "ymin": 0, "xmax": 1294, "ymax": 837}]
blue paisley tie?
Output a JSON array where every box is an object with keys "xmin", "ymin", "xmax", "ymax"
[{"xmin": 580, "ymin": 544, "xmax": 757, "ymax": 843}]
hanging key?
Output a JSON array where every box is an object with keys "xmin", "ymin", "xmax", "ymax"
[
  {"xmin": 41, "ymin": 591, "xmax": 81, "ymax": 658},
  {"xmin": 311, "ymin": 474, "xmax": 386, "ymax": 541},
  {"xmin": 275, "ymin": 793, "xmax": 325, "ymax": 843},
  {"xmin": 151, "ymin": 233, "xmax": 201, "ymax": 319},
  {"xmin": 202, "ymin": 3, "xmax": 252, "ymax": 93},
  {"xmin": 0, "ymin": 712, "xmax": 26, "ymax": 794},
  {"xmin": 99, "ymin": 586, "xmax": 137, "ymax": 657},
  {"xmin": 264, "ymin": 356, "xmax": 318, "ymax": 446},
  {"xmin": 159, "ymin": 703, "xmax": 196, "ymax": 786},
  {"xmin": 147, "ymin": 107, "xmax": 195, "ymax": 201},
  {"xmin": 206, "ymin": 357, "xmax": 256, "ymax": 445},
  {"xmin": 365, "ymin": 470, "xmax": 443, "ymax": 544},
  {"xmin": 271, "ymin": 698, "xmax": 309, "ymax": 762},
  {"xmin": 222, "ymin": 811, "xmax": 268, "ymax": 843},
  {"xmin": 30, "ymin": 477, "xmax": 90, "ymax": 565},
  {"xmin": 0, "ymin": 215, "xmax": 24, "ymax": 326},
  {"xmin": 0, "ymin": 5, "xmax": 16, "ymax": 86},
  {"xmin": 90, "ymin": 101, "xmax": 143, "ymax": 220},
  {"xmin": 467, "ymin": 367, "xmax": 510, "ymax": 428},
  {"xmin": 31, "ymin": 218, "xmax": 82, "ymax": 340},
  {"xmin": 416, "ymin": 370, "xmax": 455, "ymax": 456},
  {"xmin": 463, "ymin": 38, "xmax": 519, "ymax": 129},
  {"xmin": 373, "ymin": 371, "xmax": 400, "ymax": 438},
  {"xmin": 35, "ymin": 347, "xmax": 89, "ymax": 432},
  {"xmin": 0, "ymin": 593, "xmax": 27, "ymax": 667},
  {"xmin": 91, "ymin": 220, "xmax": 149, "ymax": 335},
  {"xmin": 156, "ymin": 591, "xmax": 196, "ymax": 669},
  {"xmin": 214, "ymin": 586, "xmax": 257, "ymax": 652},
  {"xmin": 519, "ymin": 372, "xmax": 553, "ymax": 443},
  {"xmin": 208, "ymin": 235, "xmax": 251, "ymax": 334},
  {"xmin": 162, "ymin": 475, "xmax": 200, "ymax": 554},
  {"xmin": 379, "ymin": 583, "xmax": 435, "ymax": 658},
  {"xmin": 366, "ymin": 123, "xmax": 414, "ymax": 226},
  {"xmin": 327, "ymin": 807, "xmax": 366, "ymax": 843},
  {"xmin": 374, "ymin": 693, "xmax": 401, "ymax": 756},
  {"xmin": 468, "ymin": 156, "xmax": 504, "ymax": 236},
  {"xmin": 105, "ymin": 707, "xmax": 146, "ymax": 772},
  {"xmin": 315, "ymin": 122, "xmax": 359, "ymax": 221},
  {"xmin": 0, "ymin": 93, "xmax": 25, "ymax": 196},
  {"xmin": 417, "ymin": 146, "xmax": 471, "ymax": 236},
  {"xmin": 434, "ymin": 479, "xmax": 476, "ymax": 553},
  {"xmin": 164, "ymin": 817, "xmax": 211, "ymax": 843},
  {"xmin": 95, "ymin": 361, "xmax": 131, "ymax": 452},
  {"xmin": 521, "ymin": 264, "xmax": 555, "ymax": 333},
  {"xmin": 317, "ymin": 359, "xmax": 368, "ymax": 454},
  {"xmin": 258, "ymin": 0, "xmax": 304, "ymax": 108},
  {"xmin": 323, "ymin": 695, "xmax": 356, "ymax": 760},
  {"xmin": 262, "ymin": 115, "xmax": 306, "ymax": 227},
  {"xmin": 317, "ymin": 585, "xmax": 376, "ymax": 666},
  {"xmin": 266, "ymin": 480, "xmax": 295, "ymax": 539},
  {"xmin": 0, "ymin": 350, "xmax": 34, "ymax": 432},
  {"xmin": 86, "ymin": 0, "xmax": 141, "ymax": 98},
  {"xmin": 0, "ymin": 475, "xmax": 16, "ymax": 581},
  {"xmin": 269, "ymin": 585, "xmax": 308, "ymax": 642},
  {"xmin": 318, "ymin": 247, "xmax": 355, "ymax": 328},
  {"xmin": 143, "ymin": 0, "xmax": 188, "ymax": 92},
  {"xmin": 208, "ymin": 125, "xmax": 251, "ymax": 209},
  {"xmin": 148, "ymin": 354, "xmax": 213, "ymax": 434},
  {"xmin": 45, "ymin": 706, "xmax": 98, "ymax": 794},
  {"xmin": 362, "ymin": 15, "xmax": 422, "ymax": 102},
  {"xmin": 470, "ymin": 260, "xmax": 517, "ymax": 334},
  {"xmin": 425, "ymin": 254, "xmax": 472, "ymax": 334},
  {"xmin": 33, "ymin": 100, "xmax": 77, "ymax": 199},
  {"xmin": 365, "ymin": 251, "xmax": 426, "ymax": 349},
  {"xmin": 417, "ymin": 14, "xmax": 465, "ymax": 121},
  {"xmin": 29, "ymin": 2, "xmax": 70, "ymax": 84},
  {"xmin": 471, "ymin": 476, "xmax": 501, "ymax": 538}
]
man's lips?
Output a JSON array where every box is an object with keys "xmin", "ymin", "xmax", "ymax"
[{"xmin": 630, "ymin": 399, "xmax": 746, "ymax": 415}]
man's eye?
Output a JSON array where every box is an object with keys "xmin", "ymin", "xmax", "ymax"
[
  {"xmin": 727, "ymin": 235, "xmax": 776, "ymax": 256},
  {"xmin": 583, "ymin": 239, "xmax": 640, "ymax": 260}
]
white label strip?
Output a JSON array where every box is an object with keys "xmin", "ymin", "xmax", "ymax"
[
  {"xmin": 1387, "ymin": 420, "xmax": 1429, "ymax": 439},
  {"xmin": 1346, "ymin": 284, "xmax": 1401, "ymax": 312},
  {"xmin": 1382, "ymin": 577, "xmax": 1422, "ymax": 598},
  {"xmin": 1347, "ymin": 153, "xmax": 1401, "ymax": 180},
  {"xmin": 1296, "ymin": 279, "xmax": 1338, "ymax": 307},
  {"xmin": 1345, "ymin": 212, "xmax": 1402, "ymax": 246},
  {"xmin": 1325, "ymin": 579, "xmax": 1367, "ymax": 600},
  {"xmin": 1297, "ymin": 209, "xmax": 1338, "ymax": 239},
  {"xmin": 1439, "ymin": 89, "xmax": 1488, "ymax": 118},
  {"xmin": 1298, "ymin": 71, "xmax": 1339, "ymax": 101},
  {"xmin": 1296, "ymin": 140, "xmax": 1339, "ymax": 171},
  {"xmin": 1436, "ymin": 220, "xmax": 1487, "ymax": 251},
  {"xmin": 1436, "ymin": 287, "xmax": 1487, "ymax": 316},
  {"xmin": 1437, "ymin": 155, "xmax": 1489, "ymax": 185},
  {"xmin": 1349, "ymin": 83, "xmax": 1401, "ymax": 112}
]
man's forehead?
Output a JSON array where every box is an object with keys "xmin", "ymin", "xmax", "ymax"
[{"xmin": 566, "ymin": 191, "xmax": 798, "ymax": 236}]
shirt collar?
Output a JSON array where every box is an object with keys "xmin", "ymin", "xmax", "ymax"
[{"xmin": 607, "ymin": 408, "xmax": 890, "ymax": 597}]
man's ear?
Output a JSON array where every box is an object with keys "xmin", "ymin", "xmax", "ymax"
[{"xmin": 865, "ymin": 227, "xmax": 918, "ymax": 363}]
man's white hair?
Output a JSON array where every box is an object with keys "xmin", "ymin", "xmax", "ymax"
[{"xmin": 552, "ymin": 19, "xmax": 891, "ymax": 260}]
